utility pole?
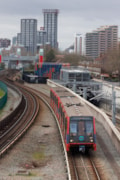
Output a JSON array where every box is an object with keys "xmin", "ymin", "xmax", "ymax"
[
  {"xmin": 72, "ymin": 79, "xmax": 76, "ymax": 93},
  {"xmin": 83, "ymin": 87, "xmax": 87, "ymax": 100},
  {"xmin": 112, "ymin": 85, "xmax": 116, "ymax": 124}
]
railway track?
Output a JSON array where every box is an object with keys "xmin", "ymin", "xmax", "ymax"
[
  {"xmin": 23, "ymin": 81, "xmax": 120, "ymax": 180},
  {"xmin": 24, "ymin": 83, "xmax": 114, "ymax": 180},
  {"xmin": 0, "ymin": 76, "xmax": 71, "ymax": 179},
  {"xmin": 2, "ymin": 70, "xmax": 119, "ymax": 180},
  {"xmin": 0, "ymin": 79, "xmax": 39, "ymax": 157},
  {"xmin": 23, "ymin": 84, "xmax": 71, "ymax": 180},
  {"xmin": 68, "ymin": 150, "xmax": 101, "ymax": 180}
]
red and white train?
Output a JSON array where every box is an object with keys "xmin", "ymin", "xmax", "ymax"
[{"xmin": 50, "ymin": 86, "xmax": 96, "ymax": 152}]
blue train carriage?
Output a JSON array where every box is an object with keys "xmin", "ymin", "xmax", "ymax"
[{"xmin": 50, "ymin": 87, "xmax": 96, "ymax": 152}]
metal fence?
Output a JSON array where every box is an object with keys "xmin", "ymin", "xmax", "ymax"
[{"xmin": 0, "ymin": 81, "xmax": 7, "ymax": 109}]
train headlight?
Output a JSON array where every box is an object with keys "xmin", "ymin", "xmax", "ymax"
[
  {"xmin": 70, "ymin": 139, "xmax": 74, "ymax": 142},
  {"xmin": 89, "ymin": 137, "xmax": 93, "ymax": 142}
]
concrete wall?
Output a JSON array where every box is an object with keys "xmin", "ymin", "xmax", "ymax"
[{"xmin": 47, "ymin": 79, "xmax": 120, "ymax": 154}]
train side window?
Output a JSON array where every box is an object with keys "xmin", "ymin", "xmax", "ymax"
[
  {"xmin": 53, "ymin": 93, "xmax": 55, "ymax": 102},
  {"xmin": 55, "ymin": 96, "xmax": 56, "ymax": 104},
  {"xmin": 63, "ymin": 113, "xmax": 66, "ymax": 136},
  {"xmin": 62, "ymin": 111, "xmax": 64, "ymax": 128},
  {"xmin": 56, "ymin": 97, "xmax": 58, "ymax": 106},
  {"xmin": 50, "ymin": 91, "xmax": 52, "ymax": 99},
  {"xmin": 54, "ymin": 95, "xmax": 56, "ymax": 104},
  {"xmin": 52, "ymin": 93, "xmax": 54, "ymax": 100},
  {"xmin": 65, "ymin": 117, "xmax": 67, "ymax": 137},
  {"xmin": 59, "ymin": 104, "xmax": 62, "ymax": 120},
  {"xmin": 55, "ymin": 96, "xmax": 57, "ymax": 107}
]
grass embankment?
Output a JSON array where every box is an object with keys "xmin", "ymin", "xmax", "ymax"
[{"xmin": 0, "ymin": 88, "xmax": 5, "ymax": 98}]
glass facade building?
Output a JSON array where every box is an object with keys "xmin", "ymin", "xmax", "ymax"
[
  {"xmin": 21, "ymin": 19, "xmax": 37, "ymax": 54},
  {"xmin": 86, "ymin": 25, "xmax": 118, "ymax": 59},
  {"xmin": 43, "ymin": 9, "xmax": 59, "ymax": 49}
]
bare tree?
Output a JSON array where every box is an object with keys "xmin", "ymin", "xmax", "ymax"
[{"xmin": 101, "ymin": 48, "xmax": 120, "ymax": 81}]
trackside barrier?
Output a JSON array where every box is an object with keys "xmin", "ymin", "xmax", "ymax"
[
  {"xmin": 0, "ymin": 81, "xmax": 7, "ymax": 109},
  {"xmin": 47, "ymin": 80, "xmax": 71, "ymax": 180},
  {"xmin": 0, "ymin": 80, "xmax": 23, "ymax": 124},
  {"xmin": 47, "ymin": 79, "xmax": 120, "ymax": 154}
]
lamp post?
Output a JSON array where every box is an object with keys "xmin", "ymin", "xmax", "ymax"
[
  {"xmin": 112, "ymin": 85, "xmax": 116, "ymax": 124},
  {"xmin": 39, "ymin": 49, "xmax": 44, "ymax": 66},
  {"xmin": 17, "ymin": 48, "xmax": 21, "ymax": 66},
  {"xmin": 0, "ymin": 49, "xmax": 2, "ymax": 67}
]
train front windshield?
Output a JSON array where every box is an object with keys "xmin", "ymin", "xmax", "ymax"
[{"xmin": 70, "ymin": 118, "xmax": 94, "ymax": 143}]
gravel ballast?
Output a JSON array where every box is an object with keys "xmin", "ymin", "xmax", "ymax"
[
  {"xmin": 0, "ymin": 84, "xmax": 67, "ymax": 179},
  {"xmin": 0, "ymin": 83, "xmax": 120, "ymax": 180}
]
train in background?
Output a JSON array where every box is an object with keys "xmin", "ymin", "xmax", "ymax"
[
  {"xmin": 23, "ymin": 62, "xmax": 70, "ymax": 83},
  {"xmin": 50, "ymin": 86, "xmax": 96, "ymax": 152}
]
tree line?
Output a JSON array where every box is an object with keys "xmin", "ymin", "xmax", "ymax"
[{"xmin": 44, "ymin": 47, "xmax": 120, "ymax": 81}]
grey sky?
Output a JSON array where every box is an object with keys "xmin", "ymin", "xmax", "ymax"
[{"xmin": 0, "ymin": 0, "xmax": 120, "ymax": 50}]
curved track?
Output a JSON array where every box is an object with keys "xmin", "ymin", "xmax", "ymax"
[
  {"xmin": 2, "ymin": 70, "xmax": 120, "ymax": 180},
  {"xmin": 0, "ymin": 73, "xmax": 71, "ymax": 179},
  {"xmin": 23, "ymin": 84, "xmax": 71, "ymax": 180},
  {"xmin": 0, "ymin": 79, "xmax": 39, "ymax": 157}
]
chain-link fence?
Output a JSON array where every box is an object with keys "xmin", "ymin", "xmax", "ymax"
[{"xmin": 99, "ymin": 98, "xmax": 120, "ymax": 116}]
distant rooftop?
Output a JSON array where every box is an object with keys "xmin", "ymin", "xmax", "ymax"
[
  {"xmin": 43, "ymin": 9, "xmax": 59, "ymax": 14},
  {"xmin": 88, "ymin": 25, "xmax": 118, "ymax": 33}
]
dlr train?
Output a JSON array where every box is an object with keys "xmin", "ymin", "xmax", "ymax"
[{"xmin": 50, "ymin": 86, "xmax": 96, "ymax": 152}]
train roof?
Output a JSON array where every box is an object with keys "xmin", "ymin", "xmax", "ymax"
[{"xmin": 51, "ymin": 87, "xmax": 93, "ymax": 117}]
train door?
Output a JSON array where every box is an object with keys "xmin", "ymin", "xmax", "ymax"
[{"xmin": 78, "ymin": 121, "xmax": 86, "ymax": 142}]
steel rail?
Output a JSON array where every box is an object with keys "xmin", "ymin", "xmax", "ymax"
[
  {"xmin": 90, "ymin": 159, "xmax": 101, "ymax": 180},
  {"xmin": 80, "ymin": 155, "xmax": 90, "ymax": 180},
  {"xmin": 71, "ymin": 154, "xmax": 79, "ymax": 180},
  {"xmin": 0, "ymin": 94, "xmax": 27, "ymax": 139},
  {"xmin": 0, "ymin": 83, "xmax": 39, "ymax": 157},
  {"xmin": 80, "ymin": 154, "xmax": 101, "ymax": 180},
  {"xmin": 70, "ymin": 151, "xmax": 101, "ymax": 180}
]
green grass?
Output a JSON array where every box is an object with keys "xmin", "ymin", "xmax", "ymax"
[
  {"xmin": 28, "ymin": 172, "xmax": 36, "ymax": 176},
  {"xmin": 0, "ymin": 88, "xmax": 5, "ymax": 98},
  {"xmin": 33, "ymin": 151, "xmax": 45, "ymax": 160}
]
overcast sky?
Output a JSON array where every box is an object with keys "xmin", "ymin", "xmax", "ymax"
[{"xmin": 0, "ymin": 0, "xmax": 120, "ymax": 50}]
